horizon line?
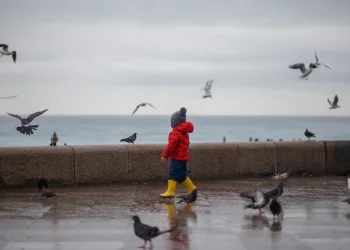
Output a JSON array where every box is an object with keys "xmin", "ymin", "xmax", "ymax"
[{"xmin": 0, "ymin": 114, "xmax": 349, "ymax": 117}]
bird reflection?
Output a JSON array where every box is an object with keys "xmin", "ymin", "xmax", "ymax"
[{"xmin": 242, "ymin": 214, "xmax": 270, "ymax": 230}]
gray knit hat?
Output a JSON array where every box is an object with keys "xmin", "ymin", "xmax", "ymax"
[{"xmin": 171, "ymin": 107, "xmax": 187, "ymax": 128}]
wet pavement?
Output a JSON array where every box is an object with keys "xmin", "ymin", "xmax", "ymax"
[{"xmin": 0, "ymin": 177, "xmax": 349, "ymax": 250}]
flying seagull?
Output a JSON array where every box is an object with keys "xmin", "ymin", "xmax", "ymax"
[
  {"xmin": 310, "ymin": 51, "xmax": 331, "ymax": 70},
  {"xmin": 7, "ymin": 109, "xmax": 48, "ymax": 135},
  {"xmin": 202, "ymin": 79, "xmax": 213, "ymax": 98},
  {"xmin": 0, "ymin": 95, "xmax": 17, "ymax": 99},
  {"xmin": 0, "ymin": 44, "xmax": 17, "ymax": 63},
  {"xmin": 240, "ymin": 181, "xmax": 284, "ymax": 214},
  {"xmin": 288, "ymin": 63, "xmax": 313, "ymax": 80},
  {"xmin": 132, "ymin": 215, "xmax": 178, "ymax": 249},
  {"xmin": 328, "ymin": 95, "xmax": 340, "ymax": 109},
  {"xmin": 120, "ymin": 133, "xmax": 137, "ymax": 144},
  {"xmin": 304, "ymin": 129, "xmax": 315, "ymax": 140},
  {"xmin": 272, "ymin": 168, "xmax": 292, "ymax": 181},
  {"xmin": 132, "ymin": 103, "xmax": 156, "ymax": 115}
]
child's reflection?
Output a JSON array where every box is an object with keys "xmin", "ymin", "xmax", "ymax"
[{"xmin": 162, "ymin": 202, "xmax": 197, "ymax": 249}]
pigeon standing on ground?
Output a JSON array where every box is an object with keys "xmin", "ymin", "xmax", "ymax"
[
  {"xmin": 120, "ymin": 133, "xmax": 137, "ymax": 144},
  {"xmin": 269, "ymin": 197, "xmax": 282, "ymax": 219},
  {"xmin": 6, "ymin": 109, "xmax": 48, "ymax": 135},
  {"xmin": 288, "ymin": 63, "xmax": 313, "ymax": 80},
  {"xmin": 272, "ymin": 168, "xmax": 292, "ymax": 180},
  {"xmin": 0, "ymin": 44, "xmax": 17, "ymax": 63},
  {"xmin": 177, "ymin": 189, "xmax": 198, "ymax": 206},
  {"xmin": 37, "ymin": 179, "xmax": 56, "ymax": 199},
  {"xmin": 311, "ymin": 51, "xmax": 331, "ymax": 70},
  {"xmin": 328, "ymin": 95, "xmax": 340, "ymax": 110},
  {"xmin": 296, "ymin": 167, "xmax": 308, "ymax": 178},
  {"xmin": 259, "ymin": 167, "xmax": 275, "ymax": 177},
  {"xmin": 202, "ymin": 79, "xmax": 213, "ymax": 98},
  {"xmin": 341, "ymin": 173, "xmax": 350, "ymax": 204},
  {"xmin": 0, "ymin": 95, "xmax": 17, "ymax": 99},
  {"xmin": 240, "ymin": 181, "xmax": 284, "ymax": 214},
  {"xmin": 41, "ymin": 186, "xmax": 56, "ymax": 199},
  {"xmin": 304, "ymin": 129, "xmax": 316, "ymax": 140},
  {"xmin": 132, "ymin": 103, "xmax": 156, "ymax": 115},
  {"xmin": 336, "ymin": 166, "xmax": 350, "ymax": 177},
  {"xmin": 132, "ymin": 215, "xmax": 178, "ymax": 249}
]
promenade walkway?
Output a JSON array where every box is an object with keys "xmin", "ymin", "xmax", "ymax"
[{"xmin": 0, "ymin": 177, "xmax": 349, "ymax": 250}]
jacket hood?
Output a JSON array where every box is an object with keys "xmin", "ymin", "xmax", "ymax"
[{"xmin": 174, "ymin": 121, "xmax": 194, "ymax": 133}]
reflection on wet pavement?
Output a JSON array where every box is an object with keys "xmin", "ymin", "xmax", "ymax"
[{"xmin": 0, "ymin": 177, "xmax": 349, "ymax": 250}]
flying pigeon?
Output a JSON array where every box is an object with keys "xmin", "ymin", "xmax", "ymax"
[
  {"xmin": 272, "ymin": 168, "xmax": 292, "ymax": 180},
  {"xmin": 304, "ymin": 129, "xmax": 315, "ymax": 140},
  {"xmin": 132, "ymin": 103, "xmax": 156, "ymax": 115},
  {"xmin": 0, "ymin": 44, "xmax": 16, "ymax": 63},
  {"xmin": 327, "ymin": 95, "xmax": 340, "ymax": 109},
  {"xmin": 288, "ymin": 63, "xmax": 314, "ymax": 80},
  {"xmin": 259, "ymin": 167, "xmax": 275, "ymax": 177},
  {"xmin": 120, "ymin": 133, "xmax": 137, "ymax": 144},
  {"xmin": 132, "ymin": 215, "xmax": 178, "ymax": 249},
  {"xmin": 310, "ymin": 51, "xmax": 331, "ymax": 70},
  {"xmin": 202, "ymin": 79, "xmax": 213, "ymax": 98},
  {"xmin": 269, "ymin": 197, "xmax": 282, "ymax": 219},
  {"xmin": 240, "ymin": 181, "xmax": 284, "ymax": 214},
  {"xmin": 7, "ymin": 109, "xmax": 48, "ymax": 135},
  {"xmin": 177, "ymin": 189, "xmax": 198, "ymax": 205},
  {"xmin": 0, "ymin": 95, "xmax": 17, "ymax": 99}
]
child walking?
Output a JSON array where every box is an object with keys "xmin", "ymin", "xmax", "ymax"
[{"xmin": 160, "ymin": 107, "xmax": 197, "ymax": 201}]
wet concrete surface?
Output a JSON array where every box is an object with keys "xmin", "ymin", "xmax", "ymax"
[{"xmin": 0, "ymin": 177, "xmax": 349, "ymax": 250}]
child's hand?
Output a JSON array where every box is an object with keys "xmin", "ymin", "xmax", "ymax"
[{"xmin": 161, "ymin": 156, "xmax": 168, "ymax": 162}]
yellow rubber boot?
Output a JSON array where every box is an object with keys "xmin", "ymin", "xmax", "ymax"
[
  {"xmin": 160, "ymin": 180, "xmax": 177, "ymax": 198},
  {"xmin": 181, "ymin": 177, "xmax": 196, "ymax": 193}
]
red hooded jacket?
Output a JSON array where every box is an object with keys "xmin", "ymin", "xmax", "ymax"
[{"xmin": 162, "ymin": 121, "xmax": 194, "ymax": 161}]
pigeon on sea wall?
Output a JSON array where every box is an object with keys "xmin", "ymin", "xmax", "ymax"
[{"xmin": 120, "ymin": 133, "xmax": 137, "ymax": 144}]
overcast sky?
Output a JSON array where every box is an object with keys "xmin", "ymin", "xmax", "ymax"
[{"xmin": 1, "ymin": 0, "xmax": 350, "ymax": 116}]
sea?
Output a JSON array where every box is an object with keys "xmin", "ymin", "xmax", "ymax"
[{"xmin": 0, "ymin": 115, "xmax": 349, "ymax": 147}]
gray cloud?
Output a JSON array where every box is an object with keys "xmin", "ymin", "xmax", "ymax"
[{"xmin": 1, "ymin": 0, "xmax": 350, "ymax": 116}]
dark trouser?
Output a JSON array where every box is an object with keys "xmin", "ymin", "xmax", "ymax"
[{"xmin": 168, "ymin": 160, "xmax": 188, "ymax": 183}]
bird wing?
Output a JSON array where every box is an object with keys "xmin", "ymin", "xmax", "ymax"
[
  {"xmin": 145, "ymin": 103, "xmax": 156, "ymax": 109},
  {"xmin": 253, "ymin": 190, "xmax": 265, "ymax": 206},
  {"xmin": 315, "ymin": 51, "xmax": 319, "ymax": 63},
  {"xmin": 204, "ymin": 80, "xmax": 210, "ymax": 91},
  {"xmin": 240, "ymin": 189, "xmax": 259, "ymax": 202},
  {"xmin": 0, "ymin": 95, "xmax": 17, "ymax": 99},
  {"xmin": 321, "ymin": 63, "xmax": 331, "ymax": 69},
  {"xmin": 289, "ymin": 63, "xmax": 307, "ymax": 73},
  {"xmin": 208, "ymin": 80, "xmax": 213, "ymax": 90},
  {"xmin": 6, "ymin": 112, "xmax": 24, "ymax": 122},
  {"xmin": 0, "ymin": 44, "xmax": 9, "ymax": 52},
  {"xmin": 12, "ymin": 51, "xmax": 17, "ymax": 63},
  {"xmin": 333, "ymin": 95, "xmax": 338, "ymax": 106},
  {"xmin": 327, "ymin": 98, "xmax": 332, "ymax": 106},
  {"xmin": 132, "ymin": 105, "xmax": 141, "ymax": 115},
  {"xmin": 25, "ymin": 109, "xmax": 48, "ymax": 123}
]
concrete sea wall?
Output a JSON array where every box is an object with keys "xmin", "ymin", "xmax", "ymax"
[{"xmin": 0, "ymin": 141, "xmax": 349, "ymax": 188}]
